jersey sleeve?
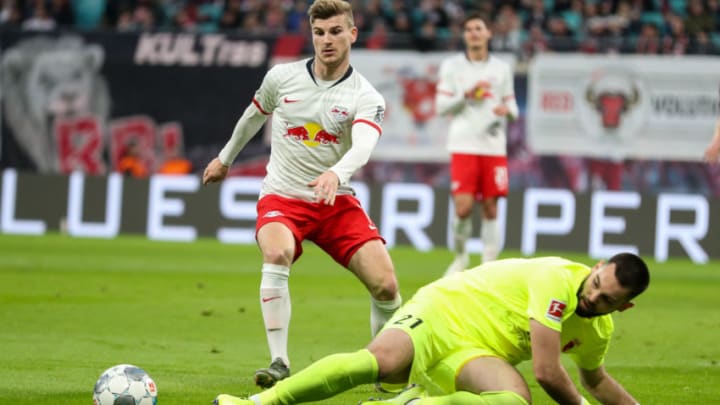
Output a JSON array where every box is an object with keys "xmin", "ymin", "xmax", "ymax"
[
  {"xmin": 252, "ymin": 64, "xmax": 283, "ymax": 114},
  {"xmin": 435, "ymin": 58, "xmax": 465, "ymax": 116},
  {"xmin": 501, "ymin": 62, "xmax": 515, "ymax": 99},
  {"xmin": 352, "ymin": 88, "xmax": 385, "ymax": 135},
  {"xmin": 527, "ymin": 267, "xmax": 576, "ymax": 332},
  {"xmin": 436, "ymin": 58, "xmax": 457, "ymax": 95},
  {"xmin": 500, "ymin": 62, "xmax": 519, "ymax": 120}
]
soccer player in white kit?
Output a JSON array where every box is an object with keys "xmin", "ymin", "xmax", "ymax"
[
  {"xmin": 202, "ymin": 0, "xmax": 401, "ymax": 389},
  {"xmin": 435, "ymin": 12, "xmax": 519, "ymax": 275}
]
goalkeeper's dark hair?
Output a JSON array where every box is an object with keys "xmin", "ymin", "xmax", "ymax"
[{"xmin": 608, "ymin": 252, "xmax": 650, "ymax": 299}]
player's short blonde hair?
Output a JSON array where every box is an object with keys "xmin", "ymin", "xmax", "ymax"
[{"xmin": 308, "ymin": 0, "xmax": 354, "ymax": 27}]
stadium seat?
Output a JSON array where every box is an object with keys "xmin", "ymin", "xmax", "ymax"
[
  {"xmin": 198, "ymin": 3, "xmax": 223, "ymax": 33},
  {"xmin": 640, "ymin": 11, "xmax": 666, "ymax": 28},
  {"xmin": 711, "ymin": 32, "xmax": 720, "ymax": 47},
  {"xmin": 72, "ymin": 0, "xmax": 106, "ymax": 29},
  {"xmin": 562, "ymin": 11, "xmax": 582, "ymax": 34},
  {"xmin": 669, "ymin": 0, "xmax": 688, "ymax": 16}
]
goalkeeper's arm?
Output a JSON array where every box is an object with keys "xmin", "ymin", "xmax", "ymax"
[{"xmin": 579, "ymin": 365, "xmax": 640, "ymax": 405}]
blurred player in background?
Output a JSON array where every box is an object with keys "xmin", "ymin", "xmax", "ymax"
[
  {"xmin": 214, "ymin": 252, "xmax": 650, "ymax": 405},
  {"xmin": 116, "ymin": 140, "xmax": 149, "ymax": 178},
  {"xmin": 703, "ymin": 95, "xmax": 720, "ymax": 163},
  {"xmin": 435, "ymin": 12, "xmax": 519, "ymax": 276},
  {"xmin": 203, "ymin": 0, "xmax": 401, "ymax": 389},
  {"xmin": 157, "ymin": 147, "xmax": 192, "ymax": 175}
]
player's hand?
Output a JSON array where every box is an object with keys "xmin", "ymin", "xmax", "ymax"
[
  {"xmin": 308, "ymin": 171, "xmax": 340, "ymax": 206},
  {"xmin": 703, "ymin": 142, "xmax": 720, "ymax": 164},
  {"xmin": 202, "ymin": 158, "xmax": 229, "ymax": 185},
  {"xmin": 493, "ymin": 104, "xmax": 510, "ymax": 116}
]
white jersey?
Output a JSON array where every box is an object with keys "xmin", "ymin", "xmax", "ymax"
[
  {"xmin": 436, "ymin": 54, "xmax": 515, "ymax": 156},
  {"xmin": 253, "ymin": 59, "xmax": 385, "ymax": 201}
]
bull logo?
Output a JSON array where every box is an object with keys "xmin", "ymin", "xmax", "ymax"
[
  {"xmin": 585, "ymin": 72, "xmax": 640, "ymax": 129},
  {"xmin": 330, "ymin": 106, "xmax": 349, "ymax": 122},
  {"xmin": 283, "ymin": 122, "xmax": 339, "ymax": 147}
]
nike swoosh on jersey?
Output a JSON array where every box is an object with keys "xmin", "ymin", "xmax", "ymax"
[
  {"xmin": 284, "ymin": 97, "xmax": 300, "ymax": 103},
  {"xmin": 262, "ymin": 296, "xmax": 282, "ymax": 303}
]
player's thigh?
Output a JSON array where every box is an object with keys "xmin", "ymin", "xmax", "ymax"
[
  {"xmin": 257, "ymin": 222, "xmax": 297, "ymax": 265},
  {"xmin": 313, "ymin": 195, "xmax": 385, "ymax": 266},
  {"xmin": 479, "ymin": 156, "xmax": 508, "ymax": 201},
  {"xmin": 450, "ymin": 154, "xmax": 482, "ymax": 202},
  {"xmin": 367, "ymin": 328, "xmax": 415, "ymax": 383},
  {"xmin": 256, "ymin": 195, "xmax": 317, "ymax": 264},
  {"xmin": 347, "ymin": 239, "xmax": 398, "ymax": 299},
  {"xmin": 456, "ymin": 355, "xmax": 530, "ymax": 402},
  {"xmin": 373, "ymin": 299, "xmax": 441, "ymax": 385}
]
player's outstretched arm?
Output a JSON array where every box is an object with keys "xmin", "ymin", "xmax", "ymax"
[
  {"xmin": 530, "ymin": 320, "xmax": 588, "ymax": 405},
  {"xmin": 579, "ymin": 366, "xmax": 640, "ymax": 405},
  {"xmin": 203, "ymin": 103, "xmax": 269, "ymax": 186}
]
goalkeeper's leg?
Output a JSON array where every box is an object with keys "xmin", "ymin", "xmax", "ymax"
[
  {"xmin": 214, "ymin": 349, "xmax": 378, "ymax": 405},
  {"xmin": 410, "ymin": 351, "xmax": 531, "ymax": 405},
  {"xmin": 246, "ymin": 329, "xmax": 414, "ymax": 405},
  {"xmin": 453, "ymin": 355, "xmax": 530, "ymax": 405}
]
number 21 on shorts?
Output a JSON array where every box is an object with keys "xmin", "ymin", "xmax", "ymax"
[{"xmin": 393, "ymin": 314, "xmax": 424, "ymax": 329}]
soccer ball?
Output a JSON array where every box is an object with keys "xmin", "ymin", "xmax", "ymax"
[{"xmin": 93, "ymin": 364, "xmax": 158, "ymax": 405}]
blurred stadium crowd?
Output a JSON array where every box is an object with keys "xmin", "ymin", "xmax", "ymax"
[{"xmin": 2, "ymin": 0, "xmax": 720, "ymax": 56}]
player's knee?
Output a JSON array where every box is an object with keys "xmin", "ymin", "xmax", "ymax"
[
  {"xmin": 481, "ymin": 200, "xmax": 498, "ymax": 219},
  {"xmin": 455, "ymin": 205, "xmax": 473, "ymax": 219},
  {"xmin": 262, "ymin": 247, "xmax": 293, "ymax": 267},
  {"xmin": 369, "ymin": 275, "xmax": 399, "ymax": 301},
  {"xmin": 368, "ymin": 335, "xmax": 412, "ymax": 382}
]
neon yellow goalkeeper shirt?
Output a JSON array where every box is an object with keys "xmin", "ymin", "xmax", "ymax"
[{"xmin": 415, "ymin": 256, "xmax": 613, "ymax": 369}]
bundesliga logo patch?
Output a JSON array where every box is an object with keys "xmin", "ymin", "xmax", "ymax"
[
  {"xmin": 546, "ymin": 299, "xmax": 567, "ymax": 322},
  {"xmin": 373, "ymin": 106, "xmax": 385, "ymax": 124}
]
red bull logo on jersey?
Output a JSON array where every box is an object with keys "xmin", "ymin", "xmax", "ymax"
[
  {"xmin": 283, "ymin": 122, "xmax": 339, "ymax": 147},
  {"xmin": 473, "ymin": 81, "xmax": 494, "ymax": 100}
]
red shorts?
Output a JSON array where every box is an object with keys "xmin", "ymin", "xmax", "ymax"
[
  {"xmin": 256, "ymin": 194, "xmax": 385, "ymax": 267},
  {"xmin": 450, "ymin": 153, "xmax": 508, "ymax": 200}
]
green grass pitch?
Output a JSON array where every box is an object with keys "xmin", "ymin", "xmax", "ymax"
[{"xmin": 0, "ymin": 233, "xmax": 718, "ymax": 404}]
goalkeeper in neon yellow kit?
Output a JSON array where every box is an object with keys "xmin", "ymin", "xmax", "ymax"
[{"xmin": 215, "ymin": 253, "xmax": 649, "ymax": 405}]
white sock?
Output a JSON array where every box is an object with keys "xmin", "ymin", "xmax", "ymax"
[
  {"xmin": 370, "ymin": 294, "xmax": 402, "ymax": 336},
  {"xmin": 452, "ymin": 216, "xmax": 472, "ymax": 259},
  {"xmin": 259, "ymin": 263, "xmax": 291, "ymax": 367},
  {"xmin": 481, "ymin": 219, "xmax": 499, "ymax": 263}
]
